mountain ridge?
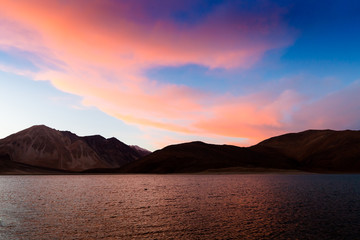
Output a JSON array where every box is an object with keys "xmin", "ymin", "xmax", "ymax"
[
  {"xmin": 118, "ymin": 140, "xmax": 297, "ymax": 173},
  {"xmin": 0, "ymin": 125, "xmax": 150, "ymax": 172},
  {"xmin": 119, "ymin": 129, "xmax": 360, "ymax": 173},
  {"xmin": 1, "ymin": 126, "xmax": 360, "ymax": 174},
  {"xmin": 252, "ymin": 129, "xmax": 360, "ymax": 172}
]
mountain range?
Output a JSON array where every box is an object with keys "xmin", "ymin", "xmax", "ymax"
[
  {"xmin": 1, "ymin": 125, "xmax": 360, "ymax": 174},
  {"xmin": 0, "ymin": 125, "xmax": 150, "ymax": 173}
]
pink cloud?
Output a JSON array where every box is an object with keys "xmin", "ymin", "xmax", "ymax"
[
  {"xmin": 6, "ymin": 0, "xmax": 349, "ymax": 148},
  {"xmin": 193, "ymin": 89, "xmax": 304, "ymax": 141},
  {"xmin": 0, "ymin": 0, "xmax": 293, "ymax": 68},
  {"xmin": 291, "ymin": 81, "xmax": 360, "ymax": 130}
]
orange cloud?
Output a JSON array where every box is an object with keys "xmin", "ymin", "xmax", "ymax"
[
  {"xmin": 193, "ymin": 90, "xmax": 304, "ymax": 141},
  {"xmin": 0, "ymin": 0, "xmax": 301, "ymax": 147}
]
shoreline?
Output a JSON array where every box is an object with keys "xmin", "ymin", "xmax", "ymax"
[{"xmin": 1, "ymin": 168, "xmax": 360, "ymax": 176}]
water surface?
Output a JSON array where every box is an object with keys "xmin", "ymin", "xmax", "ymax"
[{"xmin": 0, "ymin": 174, "xmax": 359, "ymax": 239}]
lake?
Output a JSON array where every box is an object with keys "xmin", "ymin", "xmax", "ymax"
[{"xmin": 0, "ymin": 174, "xmax": 359, "ymax": 239}]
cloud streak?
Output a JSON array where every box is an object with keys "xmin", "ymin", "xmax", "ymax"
[{"xmin": 1, "ymin": 0, "xmax": 358, "ymax": 148}]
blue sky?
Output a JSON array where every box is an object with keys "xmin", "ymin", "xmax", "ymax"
[{"xmin": 0, "ymin": 0, "xmax": 359, "ymax": 150}]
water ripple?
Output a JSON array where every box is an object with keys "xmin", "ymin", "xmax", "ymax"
[{"xmin": 0, "ymin": 174, "xmax": 359, "ymax": 239}]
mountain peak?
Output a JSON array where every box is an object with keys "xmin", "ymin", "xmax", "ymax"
[{"xmin": 27, "ymin": 124, "xmax": 54, "ymax": 131}]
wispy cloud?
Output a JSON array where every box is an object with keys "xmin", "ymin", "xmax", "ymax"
[{"xmin": 1, "ymin": 0, "xmax": 358, "ymax": 148}]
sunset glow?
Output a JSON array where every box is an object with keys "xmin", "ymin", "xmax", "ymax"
[{"xmin": 1, "ymin": 0, "xmax": 359, "ymax": 150}]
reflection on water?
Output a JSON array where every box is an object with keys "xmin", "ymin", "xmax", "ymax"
[{"xmin": 0, "ymin": 174, "xmax": 360, "ymax": 239}]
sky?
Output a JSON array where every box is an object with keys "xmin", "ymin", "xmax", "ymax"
[{"xmin": 0, "ymin": 0, "xmax": 360, "ymax": 151}]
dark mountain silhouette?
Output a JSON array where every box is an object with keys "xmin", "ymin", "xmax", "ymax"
[
  {"xmin": 1, "ymin": 127, "xmax": 360, "ymax": 174},
  {"xmin": 130, "ymin": 145, "xmax": 152, "ymax": 156},
  {"xmin": 118, "ymin": 141, "xmax": 298, "ymax": 173},
  {"xmin": 0, "ymin": 153, "xmax": 70, "ymax": 174},
  {"xmin": 252, "ymin": 129, "xmax": 360, "ymax": 172},
  {"xmin": 120, "ymin": 130, "xmax": 360, "ymax": 173},
  {"xmin": 0, "ymin": 125, "xmax": 150, "ymax": 173}
]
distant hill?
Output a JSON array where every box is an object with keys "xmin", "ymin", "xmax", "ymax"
[
  {"xmin": 252, "ymin": 129, "xmax": 360, "ymax": 172},
  {"xmin": 0, "ymin": 125, "xmax": 150, "ymax": 173},
  {"xmin": 118, "ymin": 141, "xmax": 298, "ymax": 173},
  {"xmin": 120, "ymin": 130, "xmax": 360, "ymax": 173}
]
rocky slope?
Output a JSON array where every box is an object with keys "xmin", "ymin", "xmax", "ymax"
[
  {"xmin": 0, "ymin": 153, "xmax": 69, "ymax": 174},
  {"xmin": 0, "ymin": 125, "xmax": 150, "ymax": 172}
]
